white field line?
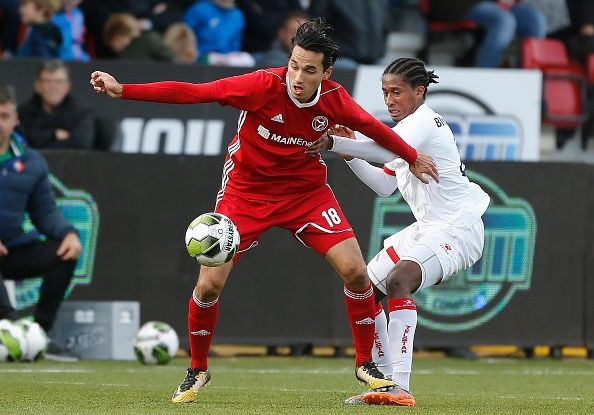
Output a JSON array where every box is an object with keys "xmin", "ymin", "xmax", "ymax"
[
  {"xmin": 499, "ymin": 395, "xmax": 586, "ymax": 401},
  {"xmin": 39, "ymin": 381, "xmax": 129, "ymax": 387},
  {"xmin": 0, "ymin": 368, "xmax": 92, "ymax": 373},
  {"xmin": 3, "ymin": 366, "xmax": 593, "ymax": 377},
  {"xmin": 210, "ymin": 386, "xmax": 592, "ymax": 402},
  {"xmin": 214, "ymin": 385, "xmax": 353, "ymax": 394}
]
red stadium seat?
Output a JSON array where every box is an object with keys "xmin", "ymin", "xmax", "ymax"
[
  {"xmin": 418, "ymin": 0, "xmax": 480, "ymax": 64},
  {"xmin": 522, "ymin": 38, "xmax": 588, "ymax": 129}
]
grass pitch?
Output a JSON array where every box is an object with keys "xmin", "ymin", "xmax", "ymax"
[{"xmin": 1, "ymin": 356, "xmax": 593, "ymax": 414}]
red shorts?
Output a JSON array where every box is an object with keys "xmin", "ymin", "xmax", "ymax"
[{"xmin": 215, "ymin": 185, "xmax": 355, "ymax": 260}]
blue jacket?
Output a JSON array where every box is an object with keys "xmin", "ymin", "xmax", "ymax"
[
  {"xmin": 184, "ymin": 1, "xmax": 245, "ymax": 55},
  {"xmin": 0, "ymin": 133, "xmax": 75, "ymax": 249}
]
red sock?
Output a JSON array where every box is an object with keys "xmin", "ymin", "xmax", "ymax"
[
  {"xmin": 188, "ymin": 293, "xmax": 219, "ymax": 370},
  {"xmin": 344, "ymin": 284, "xmax": 375, "ymax": 367}
]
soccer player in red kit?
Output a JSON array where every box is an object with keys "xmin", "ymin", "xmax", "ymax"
[{"xmin": 90, "ymin": 18, "xmax": 439, "ymax": 403}]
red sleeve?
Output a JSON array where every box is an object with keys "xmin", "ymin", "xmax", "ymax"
[
  {"xmin": 121, "ymin": 70, "xmax": 278, "ymax": 111},
  {"xmin": 336, "ymin": 88, "xmax": 417, "ymax": 165}
]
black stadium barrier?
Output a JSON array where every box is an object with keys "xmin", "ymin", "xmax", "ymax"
[
  {"xmin": 1, "ymin": 59, "xmax": 357, "ymax": 156},
  {"xmin": 15, "ymin": 152, "xmax": 591, "ymax": 351}
]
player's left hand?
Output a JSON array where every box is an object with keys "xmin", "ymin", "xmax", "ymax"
[
  {"xmin": 410, "ymin": 153, "xmax": 439, "ymax": 184},
  {"xmin": 57, "ymin": 231, "xmax": 82, "ymax": 261}
]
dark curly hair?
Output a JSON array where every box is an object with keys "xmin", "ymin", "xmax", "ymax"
[{"xmin": 291, "ymin": 17, "xmax": 341, "ymax": 70}]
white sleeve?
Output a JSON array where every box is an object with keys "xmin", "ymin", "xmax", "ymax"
[
  {"xmin": 345, "ymin": 158, "xmax": 398, "ymax": 197},
  {"xmin": 330, "ymin": 135, "xmax": 397, "ymax": 163}
]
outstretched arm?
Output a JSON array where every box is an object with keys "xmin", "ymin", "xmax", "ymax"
[
  {"xmin": 90, "ymin": 71, "xmax": 123, "ymax": 98},
  {"xmin": 346, "ymin": 158, "xmax": 398, "ymax": 197},
  {"xmin": 331, "ymin": 135, "xmax": 396, "ymax": 163},
  {"xmin": 337, "ymin": 90, "xmax": 439, "ymax": 183},
  {"xmin": 90, "ymin": 70, "xmax": 274, "ymax": 109},
  {"xmin": 306, "ymin": 125, "xmax": 439, "ymax": 184},
  {"xmin": 91, "ymin": 70, "xmax": 216, "ymax": 103}
]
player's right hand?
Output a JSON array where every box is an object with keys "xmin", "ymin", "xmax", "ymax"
[
  {"xmin": 410, "ymin": 153, "xmax": 439, "ymax": 184},
  {"xmin": 90, "ymin": 71, "xmax": 123, "ymax": 98},
  {"xmin": 0, "ymin": 240, "xmax": 8, "ymax": 257}
]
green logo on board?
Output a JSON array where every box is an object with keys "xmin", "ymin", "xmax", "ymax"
[{"xmin": 16, "ymin": 175, "xmax": 99, "ymax": 310}]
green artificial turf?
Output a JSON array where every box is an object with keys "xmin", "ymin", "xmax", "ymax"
[{"xmin": 1, "ymin": 356, "xmax": 593, "ymax": 414}]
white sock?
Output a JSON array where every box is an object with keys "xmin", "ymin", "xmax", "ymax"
[
  {"xmin": 387, "ymin": 297, "xmax": 417, "ymax": 391},
  {"xmin": 372, "ymin": 303, "xmax": 392, "ymax": 378}
]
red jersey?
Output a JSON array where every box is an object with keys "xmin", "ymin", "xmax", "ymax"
[{"xmin": 122, "ymin": 67, "xmax": 417, "ymax": 200}]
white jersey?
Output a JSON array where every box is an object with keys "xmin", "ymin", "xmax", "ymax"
[
  {"xmin": 384, "ymin": 104, "xmax": 489, "ymax": 228},
  {"xmin": 331, "ymin": 103, "xmax": 490, "ymax": 228}
]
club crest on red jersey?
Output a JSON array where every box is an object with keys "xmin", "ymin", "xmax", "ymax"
[{"xmin": 312, "ymin": 116, "xmax": 328, "ymax": 132}]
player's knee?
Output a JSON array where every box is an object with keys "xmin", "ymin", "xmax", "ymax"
[
  {"xmin": 196, "ymin": 276, "xmax": 224, "ymax": 300},
  {"xmin": 339, "ymin": 263, "xmax": 368, "ymax": 290},
  {"xmin": 386, "ymin": 262, "xmax": 421, "ymax": 297}
]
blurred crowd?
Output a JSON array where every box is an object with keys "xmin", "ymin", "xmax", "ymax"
[
  {"xmin": 0, "ymin": 0, "xmax": 587, "ymax": 68},
  {"xmin": 0, "ymin": 0, "xmax": 593, "ymax": 150}
]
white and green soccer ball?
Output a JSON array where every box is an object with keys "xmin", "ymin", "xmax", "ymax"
[
  {"xmin": 15, "ymin": 320, "xmax": 47, "ymax": 362},
  {"xmin": 134, "ymin": 321, "xmax": 179, "ymax": 365},
  {"xmin": 0, "ymin": 319, "xmax": 28, "ymax": 362},
  {"xmin": 185, "ymin": 212, "xmax": 240, "ymax": 267}
]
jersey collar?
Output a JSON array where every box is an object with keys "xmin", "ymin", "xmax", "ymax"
[{"xmin": 285, "ymin": 72, "xmax": 321, "ymax": 108}]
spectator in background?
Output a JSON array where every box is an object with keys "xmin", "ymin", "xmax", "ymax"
[
  {"xmin": 18, "ymin": 0, "xmax": 63, "ymax": 58},
  {"xmin": 80, "ymin": 0, "xmax": 193, "ymax": 58},
  {"xmin": 163, "ymin": 22, "xmax": 198, "ymax": 64},
  {"xmin": 0, "ymin": 84, "xmax": 82, "ymax": 356},
  {"xmin": 523, "ymin": 0, "xmax": 571, "ymax": 37},
  {"xmin": 18, "ymin": 60, "xmax": 95, "ymax": 150},
  {"xmin": 103, "ymin": 12, "xmax": 174, "ymax": 62},
  {"xmin": 0, "ymin": 0, "xmax": 20, "ymax": 56},
  {"xmin": 563, "ymin": 0, "xmax": 594, "ymax": 63},
  {"xmin": 52, "ymin": 0, "xmax": 89, "ymax": 61},
  {"xmin": 257, "ymin": 9, "xmax": 308, "ymax": 68},
  {"xmin": 236, "ymin": 0, "xmax": 303, "ymax": 57},
  {"xmin": 309, "ymin": 0, "xmax": 389, "ymax": 68},
  {"xmin": 428, "ymin": 0, "xmax": 547, "ymax": 68},
  {"xmin": 184, "ymin": 0, "xmax": 246, "ymax": 59},
  {"xmin": 565, "ymin": 0, "xmax": 594, "ymax": 148}
]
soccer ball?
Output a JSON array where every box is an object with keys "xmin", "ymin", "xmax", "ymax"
[
  {"xmin": 185, "ymin": 212, "xmax": 240, "ymax": 267},
  {"xmin": 134, "ymin": 321, "xmax": 179, "ymax": 365},
  {"xmin": 0, "ymin": 319, "xmax": 27, "ymax": 362},
  {"xmin": 15, "ymin": 320, "xmax": 47, "ymax": 361}
]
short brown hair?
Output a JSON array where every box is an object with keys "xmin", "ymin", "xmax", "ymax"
[
  {"xmin": 20, "ymin": 0, "xmax": 61, "ymax": 19},
  {"xmin": 104, "ymin": 12, "xmax": 138, "ymax": 41},
  {"xmin": 163, "ymin": 23, "xmax": 197, "ymax": 54},
  {"xmin": 36, "ymin": 59, "xmax": 70, "ymax": 79},
  {"xmin": 0, "ymin": 85, "xmax": 17, "ymax": 106}
]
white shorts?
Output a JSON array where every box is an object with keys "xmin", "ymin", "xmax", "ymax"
[{"xmin": 367, "ymin": 218, "xmax": 485, "ymax": 295}]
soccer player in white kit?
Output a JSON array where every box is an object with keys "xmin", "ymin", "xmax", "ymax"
[{"xmin": 307, "ymin": 57, "xmax": 490, "ymax": 406}]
